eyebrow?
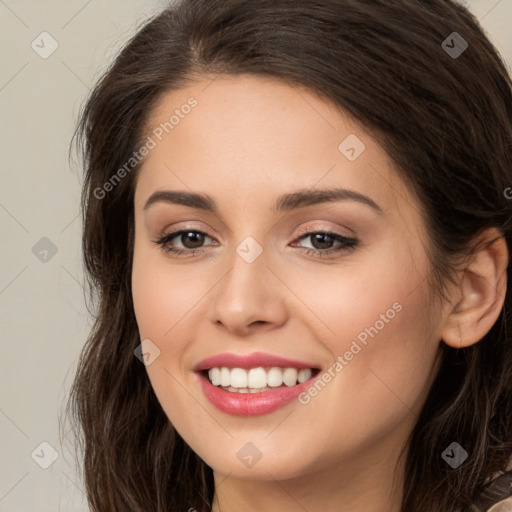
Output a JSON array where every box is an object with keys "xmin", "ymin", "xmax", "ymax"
[{"xmin": 143, "ymin": 187, "xmax": 383, "ymax": 214}]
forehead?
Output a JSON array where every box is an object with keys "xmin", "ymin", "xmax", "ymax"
[{"xmin": 134, "ymin": 74, "xmax": 418, "ymax": 225}]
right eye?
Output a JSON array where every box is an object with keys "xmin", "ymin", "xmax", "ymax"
[{"xmin": 153, "ymin": 229, "xmax": 217, "ymax": 257}]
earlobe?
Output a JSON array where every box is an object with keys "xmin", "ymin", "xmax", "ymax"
[{"xmin": 441, "ymin": 229, "xmax": 508, "ymax": 349}]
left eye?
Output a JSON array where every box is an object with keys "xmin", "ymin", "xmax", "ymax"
[
  {"xmin": 153, "ymin": 229, "xmax": 358, "ymax": 257},
  {"xmin": 293, "ymin": 231, "xmax": 357, "ymax": 253}
]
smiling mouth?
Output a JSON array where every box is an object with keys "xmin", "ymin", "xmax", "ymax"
[{"xmin": 202, "ymin": 366, "xmax": 321, "ymax": 393}]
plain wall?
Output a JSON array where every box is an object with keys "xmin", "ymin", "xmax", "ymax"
[{"xmin": 0, "ymin": 1, "xmax": 511, "ymax": 510}]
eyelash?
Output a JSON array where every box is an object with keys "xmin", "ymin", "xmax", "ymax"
[{"xmin": 153, "ymin": 227, "xmax": 358, "ymax": 259}]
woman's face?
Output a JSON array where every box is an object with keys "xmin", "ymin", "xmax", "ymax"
[{"xmin": 131, "ymin": 74, "xmax": 444, "ymax": 481}]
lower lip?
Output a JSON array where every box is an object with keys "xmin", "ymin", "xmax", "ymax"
[{"xmin": 197, "ymin": 372, "xmax": 317, "ymax": 416}]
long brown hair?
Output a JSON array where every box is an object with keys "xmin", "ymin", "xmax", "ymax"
[{"xmin": 65, "ymin": 0, "xmax": 512, "ymax": 510}]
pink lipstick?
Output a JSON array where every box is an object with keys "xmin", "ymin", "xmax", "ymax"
[{"xmin": 194, "ymin": 352, "xmax": 320, "ymax": 416}]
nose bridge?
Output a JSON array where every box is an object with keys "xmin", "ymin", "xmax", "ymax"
[
  {"xmin": 210, "ymin": 233, "xmax": 287, "ymax": 333},
  {"xmin": 221, "ymin": 234, "xmax": 271, "ymax": 308}
]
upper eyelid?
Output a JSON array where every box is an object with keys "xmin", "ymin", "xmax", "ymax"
[
  {"xmin": 162, "ymin": 224, "xmax": 350, "ymax": 236},
  {"xmin": 151, "ymin": 206, "xmax": 361, "ymax": 239}
]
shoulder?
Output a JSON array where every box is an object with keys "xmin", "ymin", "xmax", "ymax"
[
  {"xmin": 466, "ymin": 460, "xmax": 512, "ymax": 512},
  {"xmin": 487, "ymin": 496, "xmax": 512, "ymax": 512}
]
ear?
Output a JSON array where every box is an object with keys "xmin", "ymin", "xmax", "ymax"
[{"xmin": 441, "ymin": 228, "xmax": 508, "ymax": 349}]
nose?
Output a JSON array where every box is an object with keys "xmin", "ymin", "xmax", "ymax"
[{"xmin": 209, "ymin": 243, "xmax": 288, "ymax": 337}]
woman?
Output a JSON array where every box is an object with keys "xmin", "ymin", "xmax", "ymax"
[{"xmin": 67, "ymin": 0, "xmax": 512, "ymax": 510}]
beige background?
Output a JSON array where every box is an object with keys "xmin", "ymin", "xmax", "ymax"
[{"xmin": 0, "ymin": 1, "xmax": 511, "ymax": 510}]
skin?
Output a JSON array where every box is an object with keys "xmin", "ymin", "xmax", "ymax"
[{"xmin": 130, "ymin": 74, "xmax": 508, "ymax": 512}]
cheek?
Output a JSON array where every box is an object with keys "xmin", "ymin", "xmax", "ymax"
[
  {"xmin": 131, "ymin": 245, "xmax": 207, "ymax": 343},
  {"xmin": 277, "ymin": 282, "xmax": 439, "ymax": 475},
  {"xmin": 323, "ymin": 277, "xmax": 438, "ymax": 419},
  {"xmin": 289, "ymin": 237, "xmax": 429, "ymax": 363},
  {"xmin": 286, "ymin": 246, "xmax": 439, "ymax": 448},
  {"xmin": 131, "ymin": 253, "xmax": 212, "ymax": 439}
]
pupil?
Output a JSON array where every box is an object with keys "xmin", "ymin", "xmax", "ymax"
[
  {"xmin": 183, "ymin": 232, "xmax": 204, "ymax": 248},
  {"xmin": 312, "ymin": 233, "xmax": 332, "ymax": 249}
]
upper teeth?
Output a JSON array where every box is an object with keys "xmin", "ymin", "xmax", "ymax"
[{"xmin": 207, "ymin": 367, "xmax": 313, "ymax": 388}]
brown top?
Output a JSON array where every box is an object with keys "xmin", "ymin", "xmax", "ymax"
[{"xmin": 465, "ymin": 469, "xmax": 512, "ymax": 512}]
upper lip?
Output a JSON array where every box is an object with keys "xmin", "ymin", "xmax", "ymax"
[{"xmin": 194, "ymin": 351, "xmax": 319, "ymax": 371}]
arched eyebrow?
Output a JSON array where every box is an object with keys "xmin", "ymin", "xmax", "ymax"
[{"xmin": 143, "ymin": 187, "xmax": 383, "ymax": 215}]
